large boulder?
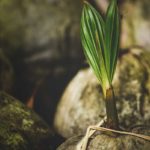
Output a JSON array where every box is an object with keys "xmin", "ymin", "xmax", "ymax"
[
  {"xmin": 0, "ymin": 92, "xmax": 53, "ymax": 150},
  {"xmin": 54, "ymin": 47, "xmax": 150, "ymax": 138}
]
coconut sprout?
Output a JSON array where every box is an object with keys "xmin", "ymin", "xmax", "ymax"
[{"xmin": 80, "ymin": 0, "xmax": 120, "ymax": 129}]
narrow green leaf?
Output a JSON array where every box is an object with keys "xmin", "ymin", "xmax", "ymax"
[
  {"xmin": 80, "ymin": 1, "xmax": 110, "ymax": 94},
  {"xmin": 105, "ymin": 0, "xmax": 120, "ymax": 82},
  {"xmin": 80, "ymin": 0, "xmax": 120, "ymax": 95}
]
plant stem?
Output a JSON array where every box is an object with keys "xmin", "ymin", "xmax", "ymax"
[{"xmin": 105, "ymin": 85, "xmax": 119, "ymax": 129}]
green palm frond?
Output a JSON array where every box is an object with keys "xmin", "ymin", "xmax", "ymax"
[
  {"xmin": 80, "ymin": 0, "xmax": 120, "ymax": 96},
  {"xmin": 105, "ymin": 0, "xmax": 120, "ymax": 82}
]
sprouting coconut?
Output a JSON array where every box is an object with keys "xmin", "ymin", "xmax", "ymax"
[
  {"xmin": 80, "ymin": 0, "xmax": 120, "ymax": 130},
  {"xmin": 57, "ymin": 0, "xmax": 150, "ymax": 149},
  {"xmin": 54, "ymin": 47, "xmax": 150, "ymax": 138}
]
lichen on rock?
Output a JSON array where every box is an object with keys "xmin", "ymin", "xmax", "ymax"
[{"xmin": 0, "ymin": 92, "xmax": 53, "ymax": 150}]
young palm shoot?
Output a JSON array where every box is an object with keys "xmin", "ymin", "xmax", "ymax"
[{"xmin": 81, "ymin": 0, "xmax": 120, "ymax": 129}]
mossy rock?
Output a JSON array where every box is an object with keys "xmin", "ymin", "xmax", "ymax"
[
  {"xmin": 0, "ymin": 92, "xmax": 53, "ymax": 150},
  {"xmin": 57, "ymin": 126, "xmax": 150, "ymax": 150},
  {"xmin": 54, "ymin": 47, "xmax": 150, "ymax": 138}
]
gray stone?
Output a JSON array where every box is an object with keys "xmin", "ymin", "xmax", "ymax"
[
  {"xmin": 0, "ymin": 0, "xmax": 82, "ymax": 55},
  {"xmin": 57, "ymin": 126, "xmax": 150, "ymax": 150},
  {"xmin": 54, "ymin": 47, "xmax": 150, "ymax": 138}
]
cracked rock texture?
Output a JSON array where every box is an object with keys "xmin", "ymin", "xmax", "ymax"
[
  {"xmin": 0, "ymin": 92, "xmax": 53, "ymax": 150},
  {"xmin": 54, "ymin": 47, "xmax": 150, "ymax": 138},
  {"xmin": 57, "ymin": 126, "xmax": 150, "ymax": 150}
]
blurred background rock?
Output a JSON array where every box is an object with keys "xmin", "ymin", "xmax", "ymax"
[
  {"xmin": 0, "ymin": 92, "xmax": 53, "ymax": 150},
  {"xmin": 0, "ymin": 0, "xmax": 83, "ymax": 125},
  {"xmin": 54, "ymin": 47, "xmax": 150, "ymax": 138},
  {"xmin": 0, "ymin": 0, "xmax": 149, "ymax": 141}
]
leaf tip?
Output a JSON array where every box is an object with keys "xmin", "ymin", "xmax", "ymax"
[{"xmin": 83, "ymin": 1, "xmax": 90, "ymax": 6}]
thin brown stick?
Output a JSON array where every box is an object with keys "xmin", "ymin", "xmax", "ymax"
[
  {"xmin": 88, "ymin": 126, "xmax": 150, "ymax": 141},
  {"xmin": 76, "ymin": 117, "xmax": 106, "ymax": 150},
  {"xmin": 76, "ymin": 120, "xmax": 150, "ymax": 150}
]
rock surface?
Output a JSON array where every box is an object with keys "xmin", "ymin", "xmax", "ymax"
[
  {"xmin": 57, "ymin": 126, "xmax": 150, "ymax": 150},
  {"xmin": 54, "ymin": 47, "xmax": 150, "ymax": 138},
  {"xmin": 0, "ymin": 0, "xmax": 82, "ymax": 55},
  {"xmin": 0, "ymin": 92, "xmax": 53, "ymax": 150}
]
